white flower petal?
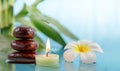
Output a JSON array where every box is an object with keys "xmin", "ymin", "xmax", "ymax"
[
  {"xmin": 64, "ymin": 41, "xmax": 78, "ymax": 50},
  {"xmin": 78, "ymin": 40, "xmax": 92, "ymax": 45},
  {"xmin": 64, "ymin": 49, "xmax": 78, "ymax": 62},
  {"xmin": 89, "ymin": 43, "xmax": 104, "ymax": 53},
  {"xmin": 80, "ymin": 52, "xmax": 96, "ymax": 64}
]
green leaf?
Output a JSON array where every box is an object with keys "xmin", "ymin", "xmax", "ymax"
[
  {"xmin": 27, "ymin": 6, "xmax": 46, "ymax": 21},
  {"xmin": 26, "ymin": 7, "xmax": 66, "ymax": 46},
  {"xmin": 34, "ymin": 36, "xmax": 45, "ymax": 48},
  {"xmin": 26, "ymin": 6, "xmax": 78, "ymax": 41},
  {"xmin": 0, "ymin": 24, "xmax": 13, "ymax": 36},
  {"xmin": 15, "ymin": 4, "xmax": 28, "ymax": 18},
  {"xmin": 31, "ymin": 0, "xmax": 44, "ymax": 7},
  {"xmin": 44, "ymin": 16, "xmax": 79, "ymax": 40},
  {"xmin": 30, "ymin": 14, "xmax": 66, "ymax": 46},
  {"xmin": 34, "ymin": 36, "xmax": 45, "ymax": 53},
  {"xmin": 16, "ymin": 18, "xmax": 37, "ymax": 31}
]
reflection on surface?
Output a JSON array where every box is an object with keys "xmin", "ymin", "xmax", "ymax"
[
  {"xmin": 0, "ymin": 45, "xmax": 100, "ymax": 71},
  {"xmin": 2, "ymin": 48, "xmax": 100, "ymax": 71},
  {"xmin": 0, "ymin": 48, "xmax": 15, "ymax": 71},
  {"xmin": 0, "ymin": 63, "xmax": 15, "ymax": 71},
  {"xmin": 64, "ymin": 62, "xmax": 78, "ymax": 71},
  {"xmin": 79, "ymin": 63, "xmax": 96, "ymax": 71},
  {"xmin": 14, "ymin": 59, "xmax": 97, "ymax": 71},
  {"xmin": 63, "ymin": 62, "xmax": 96, "ymax": 71},
  {"xmin": 61, "ymin": 55, "xmax": 97, "ymax": 71},
  {"xmin": 15, "ymin": 64, "xmax": 35, "ymax": 71},
  {"xmin": 0, "ymin": 35, "xmax": 15, "ymax": 71},
  {"xmin": 35, "ymin": 66, "xmax": 59, "ymax": 71}
]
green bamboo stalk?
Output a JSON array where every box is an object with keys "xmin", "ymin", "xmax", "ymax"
[
  {"xmin": 1, "ymin": 0, "xmax": 7, "ymax": 34},
  {"xmin": 5, "ymin": 0, "xmax": 9, "ymax": 27},
  {"xmin": 9, "ymin": 0, "xmax": 14, "ymax": 25},
  {"xmin": 0, "ymin": 0, "xmax": 3, "ymax": 29},
  {"xmin": 2, "ymin": 0, "xmax": 5, "ymax": 28},
  {"xmin": 4, "ymin": 0, "xmax": 9, "ymax": 27},
  {"xmin": 8, "ymin": 0, "xmax": 14, "ymax": 36},
  {"xmin": 0, "ymin": 0, "xmax": 2, "ymax": 28},
  {"xmin": 0, "ymin": 0, "xmax": 14, "ymax": 35}
]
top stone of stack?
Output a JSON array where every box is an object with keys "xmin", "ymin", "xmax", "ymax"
[{"xmin": 13, "ymin": 26, "xmax": 35, "ymax": 39}]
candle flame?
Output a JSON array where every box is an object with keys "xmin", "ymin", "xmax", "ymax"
[{"xmin": 46, "ymin": 38, "xmax": 50, "ymax": 52}]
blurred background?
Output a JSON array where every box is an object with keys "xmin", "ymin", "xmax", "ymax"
[
  {"xmin": 15, "ymin": 0, "xmax": 120, "ymax": 44},
  {"xmin": 22, "ymin": 0, "xmax": 120, "ymax": 39},
  {"xmin": 0, "ymin": 0, "xmax": 120, "ymax": 71},
  {"xmin": 15, "ymin": 0, "xmax": 120, "ymax": 71}
]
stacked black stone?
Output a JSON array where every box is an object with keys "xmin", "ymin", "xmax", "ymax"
[{"xmin": 8, "ymin": 26, "xmax": 38, "ymax": 64}]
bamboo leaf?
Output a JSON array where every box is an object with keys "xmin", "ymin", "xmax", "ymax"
[
  {"xmin": 27, "ymin": 7, "xmax": 66, "ymax": 46},
  {"xmin": 44, "ymin": 16, "xmax": 79, "ymax": 40},
  {"xmin": 27, "ymin": 6, "xmax": 46, "ymax": 21},
  {"xmin": 16, "ymin": 18, "xmax": 37, "ymax": 31},
  {"xmin": 15, "ymin": 4, "xmax": 28, "ymax": 18},
  {"xmin": 30, "ymin": 14, "xmax": 66, "ymax": 46},
  {"xmin": 31, "ymin": 0, "xmax": 44, "ymax": 7},
  {"xmin": 34, "ymin": 36, "xmax": 45, "ymax": 48},
  {"xmin": 26, "ymin": 6, "xmax": 78, "ymax": 41},
  {"xmin": 34, "ymin": 36, "xmax": 45, "ymax": 53}
]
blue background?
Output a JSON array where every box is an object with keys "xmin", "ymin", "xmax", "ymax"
[{"xmin": 14, "ymin": 0, "xmax": 120, "ymax": 71}]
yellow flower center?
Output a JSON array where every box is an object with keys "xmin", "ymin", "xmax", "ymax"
[{"xmin": 73, "ymin": 44, "xmax": 90, "ymax": 54}]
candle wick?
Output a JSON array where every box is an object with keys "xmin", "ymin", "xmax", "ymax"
[{"xmin": 46, "ymin": 52, "xmax": 49, "ymax": 57}]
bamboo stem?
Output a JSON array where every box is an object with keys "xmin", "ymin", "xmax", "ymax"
[
  {"xmin": 8, "ymin": 0, "xmax": 14, "ymax": 36},
  {"xmin": 9, "ymin": 0, "xmax": 14, "ymax": 26},
  {"xmin": 4, "ymin": 0, "xmax": 9, "ymax": 27},
  {"xmin": 0, "ymin": 0, "xmax": 2, "ymax": 28},
  {"xmin": 2, "ymin": 0, "xmax": 5, "ymax": 28},
  {"xmin": 0, "ymin": 0, "xmax": 14, "ymax": 35}
]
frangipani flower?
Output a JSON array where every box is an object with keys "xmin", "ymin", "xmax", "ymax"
[{"xmin": 64, "ymin": 40, "xmax": 104, "ymax": 64}]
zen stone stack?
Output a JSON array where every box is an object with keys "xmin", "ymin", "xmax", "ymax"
[{"xmin": 8, "ymin": 26, "xmax": 38, "ymax": 64}]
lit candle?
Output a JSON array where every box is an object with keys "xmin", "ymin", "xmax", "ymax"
[
  {"xmin": 46, "ymin": 38, "xmax": 50, "ymax": 57},
  {"xmin": 35, "ymin": 38, "xmax": 59, "ymax": 67}
]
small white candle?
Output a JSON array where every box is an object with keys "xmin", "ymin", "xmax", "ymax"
[{"xmin": 35, "ymin": 38, "xmax": 59, "ymax": 67}]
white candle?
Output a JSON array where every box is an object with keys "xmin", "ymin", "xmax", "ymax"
[
  {"xmin": 35, "ymin": 38, "xmax": 59, "ymax": 67},
  {"xmin": 36, "ymin": 54, "xmax": 59, "ymax": 67}
]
